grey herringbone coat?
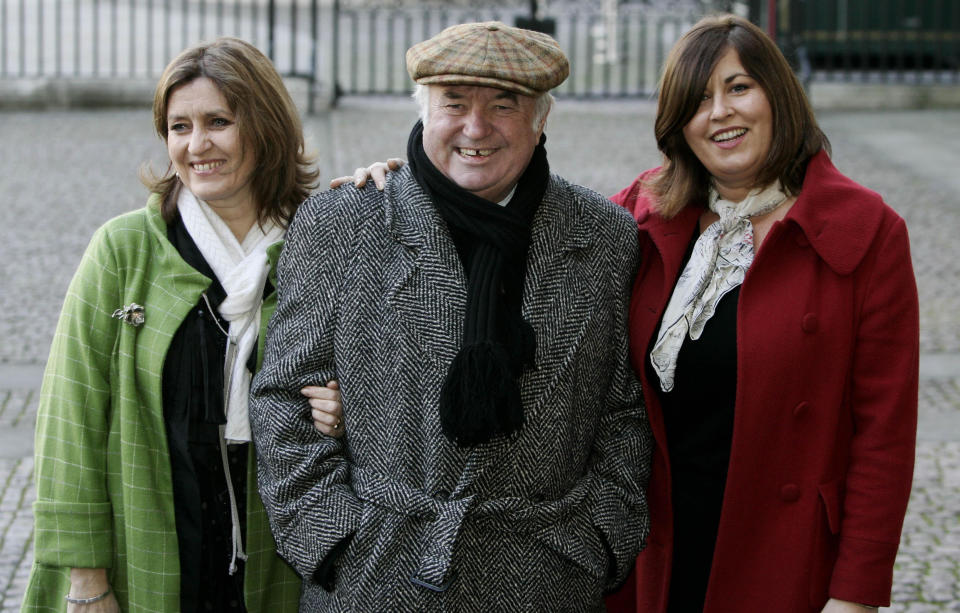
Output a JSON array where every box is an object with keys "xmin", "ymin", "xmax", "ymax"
[{"xmin": 250, "ymin": 167, "xmax": 652, "ymax": 612}]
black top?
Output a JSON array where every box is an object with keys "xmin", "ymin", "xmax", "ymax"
[
  {"xmin": 162, "ymin": 215, "xmax": 251, "ymax": 613},
  {"xmin": 650, "ymin": 233, "xmax": 739, "ymax": 613}
]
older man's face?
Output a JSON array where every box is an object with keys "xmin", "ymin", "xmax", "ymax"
[{"xmin": 423, "ymin": 85, "xmax": 544, "ymax": 203}]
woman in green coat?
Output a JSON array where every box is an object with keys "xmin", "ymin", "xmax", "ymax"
[{"xmin": 23, "ymin": 37, "xmax": 342, "ymax": 613}]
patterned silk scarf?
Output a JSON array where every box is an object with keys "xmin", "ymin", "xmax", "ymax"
[{"xmin": 650, "ymin": 181, "xmax": 788, "ymax": 392}]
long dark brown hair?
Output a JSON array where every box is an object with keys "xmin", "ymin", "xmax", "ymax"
[
  {"xmin": 142, "ymin": 36, "xmax": 318, "ymax": 227},
  {"xmin": 650, "ymin": 14, "xmax": 829, "ymax": 217}
]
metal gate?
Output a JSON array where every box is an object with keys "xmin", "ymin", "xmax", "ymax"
[{"xmin": 0, "ymin": 1, "xmax": 801, "ymax": 111}]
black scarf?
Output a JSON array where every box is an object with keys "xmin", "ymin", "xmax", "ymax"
[{"xmin": 407, "ymin": 120, "xmax": 549, "ymax": 447}]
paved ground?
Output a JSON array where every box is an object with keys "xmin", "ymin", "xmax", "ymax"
[{"xmin": 0, "ymin": 100, "xmax": 958, "ymax": 610}]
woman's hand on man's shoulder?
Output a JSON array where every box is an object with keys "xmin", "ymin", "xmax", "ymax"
[{"xmin": 329, "ymin": 158, "xmax": 406, "ymax": 191}]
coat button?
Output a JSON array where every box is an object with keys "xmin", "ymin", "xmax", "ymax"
[
  {"xmin": 780, "ymin": 484, "xmax": 801, "ymax": 502},
  {"xmin": 793, "ymin": 401, "xmax": 810, "ymax": 418},
  {"xmin": 434, "ymin": 489, "xmax": 450, "ymax": 500},
  {"xmin": 801, "ymin": 313, "xmax": 818, "ymax": 333}
]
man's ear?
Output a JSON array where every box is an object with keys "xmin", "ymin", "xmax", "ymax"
[{"xmin": 535, "ymin": 111, "xmax": 549, "ymax": 139}]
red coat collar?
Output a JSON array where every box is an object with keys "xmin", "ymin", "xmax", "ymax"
[
  {"xmin": 631, "ymin": 151, "xmax": 887, "ymax": 276},
  {"xmin": 637, "ymin": 202, "xmax": 700, "ymax": 289},
  {"xmin": 783, "ymin": 150, "xmax": 886, "ymax": 275}
]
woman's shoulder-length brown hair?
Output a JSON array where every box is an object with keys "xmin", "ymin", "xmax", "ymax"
[
  {"xmin": 649, "ymin": 14, "xmax": 829, "ymax": 218},
  {"xmin": 142, "ymin": 36, "xmax": 318, "ymax": 228}
]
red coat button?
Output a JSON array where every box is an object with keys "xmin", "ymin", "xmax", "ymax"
[
  {"xmin": 802, "ymin": 313, "xmax": 818, "ymax": 333},
  {"xmin": 780, "ymin": 484, "xmax": 801, "ymax": 502},
  {"xmin": 793, "ymin": 401, "xmax": 810, "ymax": 418}
]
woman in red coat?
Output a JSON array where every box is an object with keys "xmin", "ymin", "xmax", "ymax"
[{"xmin": 606, "ymin": 14, "xmax": 918, "ymax": 613}]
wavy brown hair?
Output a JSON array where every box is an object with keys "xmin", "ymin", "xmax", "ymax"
[
  {"xmin": 142, "ymin": 36, "xmax": 318, "ymax": 227},
  {"xmin": 649, "ymin": 14, "xmax": 829, "ymax": 218}
]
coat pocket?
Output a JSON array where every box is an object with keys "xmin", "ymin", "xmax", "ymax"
[
  {"xmin": 809, "ymin": 478, "xmax": 844, "ymax": 607},
  {"xmin": 532, "ymin": 516, "xmax": 609, "ymax": 584},
  {"xmin": 528, "ymin": 534, "xmax": 606, "ymax": 611}
]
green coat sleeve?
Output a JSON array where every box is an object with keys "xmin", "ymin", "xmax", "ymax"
[{"xmin": 32, "ymin": 223, "xmax": 122, "ymax": 568}]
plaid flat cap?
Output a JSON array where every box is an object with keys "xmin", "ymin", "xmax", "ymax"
[{"xmin": 406, "ymin": 21, "xmax": 569, "ymax": 96}]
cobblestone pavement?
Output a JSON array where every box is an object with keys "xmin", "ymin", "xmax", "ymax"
[
  {"xmin": 0, "ymin": 102, "xmax": 958, "ymax": 610},
  {"xmin": 0, "ymin": 390, "xmax": 35, "ymax": 612}
]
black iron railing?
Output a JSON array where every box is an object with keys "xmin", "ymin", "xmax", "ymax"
[
  {"xmin": 0, "ymin": 0, "xmax": 715, "ymax": 109},
  {"xmin": 1, "ymin": 1, "xmax": 956, "ymax": 111},
  {"xmin": 328, "ymin": 2, "xmax": 705, "ymax": 99},
  {"xmin": 777, "ymin": 0, "xmax": 959, "ymax": 85}
]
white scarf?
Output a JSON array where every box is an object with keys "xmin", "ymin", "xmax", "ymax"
[
  {"xmin": 649, "ymin": 181, "xmax": 787, "ymax": 392},
  {"xmin": 177, "ymin": 188, "xmax": 285, "ymax": 442}
]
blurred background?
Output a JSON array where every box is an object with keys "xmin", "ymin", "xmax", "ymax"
[
  {"xmin": 1, "ymin": 0, "xmax": 958, "ymax": 110},
  {"xmin": 1, "ymin": 1, "xmax": 959, "ymax": 611}
]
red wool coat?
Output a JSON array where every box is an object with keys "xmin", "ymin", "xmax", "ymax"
[{"xmin": 606, "ymin": 151, "xmax": 919, "ymax": 613}]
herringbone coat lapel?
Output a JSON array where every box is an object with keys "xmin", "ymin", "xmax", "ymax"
[
  {"xmin": 521, "ymin": 179, "xmax": 597, "ymax": 412},
  {"xmin": 384, "ymin": 172, "xmax": 467, "ymax": 369}
]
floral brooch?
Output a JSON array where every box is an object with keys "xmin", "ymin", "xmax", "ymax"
[{"xmin": 112, "ymin": 303, "xmax": 145, "ymax": 327}]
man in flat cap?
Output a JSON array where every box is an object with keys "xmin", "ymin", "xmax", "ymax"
[{"xmin": 250, "ymin": 21, "xmax": 651, "ymax": 611}]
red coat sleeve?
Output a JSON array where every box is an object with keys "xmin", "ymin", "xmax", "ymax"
[{"xmin": 829, "ymin": 215, "xmax": 919, "ymax": 605}]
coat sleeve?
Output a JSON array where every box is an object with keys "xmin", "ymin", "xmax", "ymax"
[
  {"xmin": 534, "ymin": 202, "xmax": 653, "ymax": 592},
  {"xmin": 830, "ymin": 215, "xmax": 919, "ymax": 605},
  {"xmin": 249, "ymin": 189, "xmax": 368, "ymax": 580},
  {"xmin": 593, "ymin": 220, "xmax": 653, "ymax": 590},
  {"xmin": 32, "ymin": 224, "xmax": 121, "ymax": 568}
]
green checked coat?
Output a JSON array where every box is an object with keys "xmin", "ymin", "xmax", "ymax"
[{"xmin": 22, "ymin": 195, "xmax": 300, "ymax": 612}]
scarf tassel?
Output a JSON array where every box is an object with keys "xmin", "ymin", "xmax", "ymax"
[{"xmin": 439, "ymin": 341, "xmax": 525, "ymax": 448}]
